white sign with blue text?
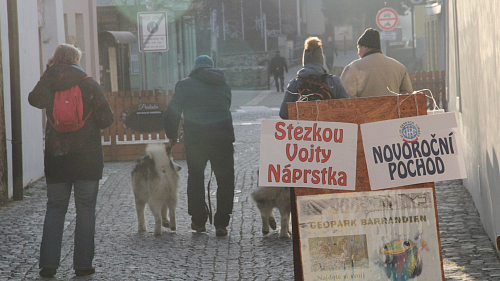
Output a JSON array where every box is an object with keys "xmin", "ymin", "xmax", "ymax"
[
  {"xmin": 360, "ymin": 112, "xmax": 466, "ymax": 190},
  {"xmin": 259, "ymin": 119, "xmax": 358, "ymax": 190}
]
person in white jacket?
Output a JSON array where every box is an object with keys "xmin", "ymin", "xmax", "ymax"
[{"xmin": 340, "ymin": 28, "xmax": 413, "ymax": 98}]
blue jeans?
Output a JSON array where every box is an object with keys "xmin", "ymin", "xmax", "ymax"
[{"xmin": 39, "ymin": 180, "xmax": 99, "ymax": 270}]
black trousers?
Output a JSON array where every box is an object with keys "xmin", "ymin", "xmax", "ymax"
[
  {"xmin": 273, "ymin": 72, "xmax": 285, "ymax": 91},
  {"xmin": 185, "ymin": 141, "xmax": 235, "ymax": 227}
]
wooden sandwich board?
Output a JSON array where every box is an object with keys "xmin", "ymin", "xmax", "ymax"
[{"xmin": 286, "ymin": 94, "xmax": 445, "ymax": 281}]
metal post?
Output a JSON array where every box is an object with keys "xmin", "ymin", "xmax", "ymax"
[
  {"xmin": 241, "ymin": 0, "xmax": 244, "ymax": 39},
  {"xmin": 411, "ymin": 7, "xmax": 416, "ymax": 59},
  {"xmin": 260, "ymin": 0, "xmax": 263, "ymax": 38},
  {"xmin": 176, "ymin": 20, "xmax": 183, "ymax": 81},
  {"xmin": 120, "ymin": 45, "xmax": 126, "ymax": 91},
  {"xmin": 296, "ymin": 0, "xmax": 301, "ymax": 36},
  {"xmin": 279, "ymin": 0, "xmax": 282, "ymax": 34},
  {"xmin": 7, "ymin": 0, "xmax": 23, "ymax": 201},
  {"xmin": 153, "ymin": 52, "xmax": 157, "ymax": 91},
  {"xmin": 141, "ymin": 52, "xmax": 148, "ymax": 91},
  {"xmin": 222, "ymin": 2, "xmax": 225, "ymax": 41},
  {"xmin": 0, "ymin": 23, "xmax": 6, "ymax": 201},
  {"xmin": 264, "ymin": 13, "xmax": 267, "ymax": 51}
]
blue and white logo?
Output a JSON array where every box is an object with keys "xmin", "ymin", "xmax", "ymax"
[{"xmin": 399, "ymin": 121, "xmax": 420, "ymax": 143}]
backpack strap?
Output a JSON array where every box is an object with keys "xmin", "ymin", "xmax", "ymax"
[
  {"xmin": 80, "ymin": 76, "xmax": 93, "ymax": 120},
  {"xmin": 297, "ymin": 76, "xmax": 333, "ymax": 99}
]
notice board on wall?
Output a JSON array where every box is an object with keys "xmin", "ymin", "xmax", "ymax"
[{"xmin": 286, "ymin": 94, "xmax": 445, "ymax": 281}]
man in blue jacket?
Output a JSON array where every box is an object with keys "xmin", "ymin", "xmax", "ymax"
[{"xmin": 164, "ymin": 55, "xmax": 235, "ymax": 237}]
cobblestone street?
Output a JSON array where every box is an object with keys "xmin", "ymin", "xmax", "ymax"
[{"xmin": 1, "ymin": 61, "xmax": 500, "ymax": 280}]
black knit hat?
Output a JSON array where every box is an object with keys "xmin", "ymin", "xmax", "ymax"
[
  {"xmin": 302, "ymin": 37, "xmax": 324, "ymax": 66},
  {"xmin": 357, "ymin": 28, "xmax": 381, "ymax": 49}
]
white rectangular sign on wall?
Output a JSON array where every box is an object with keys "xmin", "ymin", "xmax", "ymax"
[
  {"xmin": 259, "ymin": 119, "xmax": 358, "ymax": 190},
  {"xmin": 360, "ymin": 112, "xmax": 466, "ymax": 190},
  {"xmin": 137, "ymin": 12, "xmax": 168, "ymax": 52}
]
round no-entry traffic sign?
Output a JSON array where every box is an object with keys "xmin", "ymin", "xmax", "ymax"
[{"xmin": 376, "ymin": 8, "xmax": 398, "ymax": 31}]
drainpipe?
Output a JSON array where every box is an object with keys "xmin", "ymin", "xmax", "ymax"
[{"xmin": 7, "ymin": 0, "xmax": 23, "ymax": 201}]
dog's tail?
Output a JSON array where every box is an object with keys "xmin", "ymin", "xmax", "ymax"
[
  {"xmin": 145, "ymin": 144, "xmax": 170, "ymax": 171},
  {"xmin": 250, "ymin": 187, "xmax": 269, "ymax": 204}
]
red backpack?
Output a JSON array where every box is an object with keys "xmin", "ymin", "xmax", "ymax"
[{"xmin": 48, "ymin": 77, "xmax": 92, "ymax": 133}]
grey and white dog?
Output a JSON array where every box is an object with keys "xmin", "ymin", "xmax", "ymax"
[
  {"xmin": 131, "ymin": 143, "xmax": 181, "ymax": 236},
  {"xmin": 251, "ymin": 186, "xmax": 291, "ymax": 238}
]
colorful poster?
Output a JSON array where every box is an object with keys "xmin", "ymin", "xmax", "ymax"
[
  {"xmin": 259, "ymin": 119, "xmax": 358, "ymax": 190},
  {"xmin": 297, "ymin": 188, "xmax": 443, "ymax": 281},
  {"xmin": 360, "ymin": 112, "xmax": 466, "ymax": 190}
]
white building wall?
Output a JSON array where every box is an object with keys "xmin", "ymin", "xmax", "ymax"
[
  {"xmin": 63, "ymin": 0, "xmax": 100, "ymax": 78},
  {"xmin": 40, "ymin": 0, "xmax": 66, "ymax": 67},
  {"xmin": 446, "ymin": 0, "xmax": 500, "ymax": 254},
  {"xmin": 304, "ymin": 0, "xmax": 325, "ymax": 36},
  {"xmin": 0, "ymin": 0, "xmax": 13, "ymax": 197},
  {"xmin": 18, "ymin": 0, "xmax": 45, "ymax": 187}
]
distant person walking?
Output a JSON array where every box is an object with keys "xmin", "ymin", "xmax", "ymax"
[
  {"xmin": 28, "ymin": 44, "xmax": 114, "ymax": 278},
  {"xmin": 279, "ymin": 37, "xmax": 349, "ymax": 119},
  {"xmin": 340, "ymin": 28, "xmax": 413, "ymax": 98},
  {"xmin": 164, "ymin": 55, "xmax": 235, "ymax": 237},
  {"xmin": 324, "ymin": 36, "xmax": 338, "ymax": 72},
  {"xmin": 269, "ymin": 50, "xmax": 288, "ymax": 92}
]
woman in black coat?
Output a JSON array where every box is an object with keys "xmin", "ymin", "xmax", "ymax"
[{"xmin": 28, "ymin": 44, "xmax": 114, "ymax": 278}]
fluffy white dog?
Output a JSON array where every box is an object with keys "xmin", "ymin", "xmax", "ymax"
[
  {"xmin": 131, "ymin": 143, "xmax": 181, "ymax": 236},
  {"xmin": 251, "ymin": 186, "xmax": 291, "ymax": 238}
]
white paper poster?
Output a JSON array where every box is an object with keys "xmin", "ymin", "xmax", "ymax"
[
  {"xmin": 259, "ymin": 119, "xmax": 358, "ymax": 190},
  {"xmin": 360, "ymin": 113, "xmax": 466, "ymax": 190},
  {"xmin": 297, "ymin": 188, "xmax": 443, "ymax": 281}
]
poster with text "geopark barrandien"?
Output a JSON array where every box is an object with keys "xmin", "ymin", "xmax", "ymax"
[
  {"xmin": 296, "ymin": 187, "xmax": 443, "ymax": 281},
  {"xmin": 258, "ymin": 119, "xmax": 358, "ymax": 190}
]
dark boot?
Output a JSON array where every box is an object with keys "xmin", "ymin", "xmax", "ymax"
[
  {"xmin": 216, "ymin": 226, "xmax": 228, "ymax": 237},
  {"xmin": 191, "ymin": 222, "xmax": 206, "ymax": 233},
  {"xmin": 75, "ymin": 268, "xmax": 95, "ymax": 277},
  {"xmin": 39, "ymin": 268, "xmax": 57, "ymax": 278}
]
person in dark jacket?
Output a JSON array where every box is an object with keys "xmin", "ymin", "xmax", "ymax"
[
  {"xmin": 279, "ymin": 37, "xmax": 349, "ymax": 119},
  {"xmin": 28, "ymin": 44, "xmax": 114, "ymax": 278},
  {"xmin": 324, "ymin": 36, "xmax": 338, "ymax": 72},
  {"xmin": 164, "ymin": 55, "xmax": 235, "ymax": 237},
  {"xmin": 269, "ymin": 50, "xmax": 288, "ymax": 92}
]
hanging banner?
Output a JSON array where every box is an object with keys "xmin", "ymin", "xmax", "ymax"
[
  {"xmin": 259, "ymin": 119, "xmax": 358, "ymax": 190},
  {"xmin": 297, "ymin": 187, "xmax": 443, "ymax": 281},
  {"xmin": 360, "ymin": 112, "xmax": 466, "ymax": 190}
]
